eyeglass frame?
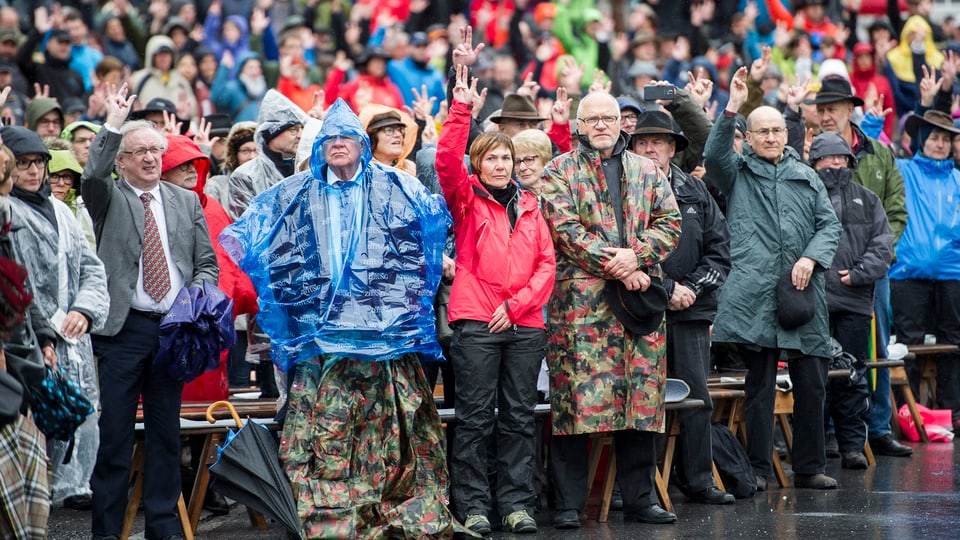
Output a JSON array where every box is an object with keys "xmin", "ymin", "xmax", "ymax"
[
  {"xmin": 748, "ymin": 127, "xmax": 787, "ymax": 138},
  {"xmin": 14, "ymin": 157, "xmax": 48, "ymax": 170},
  {"xmin": 119, "ymin": 146, "xmax": 166, "ymax": 158},
  {"xmin": 379, "ymin": 125, "xmax": 406, "ymax": 136},
  {"xmin": 578, "ymin": 115, "xmax": 620, "ymax": 127},
  {"xmin": 48, "ymin": 171, "xmax": 77, "ymax": 184},
  {"xmin": 514, "ymin": 155, "xmax": 540, "ymax": 168}
]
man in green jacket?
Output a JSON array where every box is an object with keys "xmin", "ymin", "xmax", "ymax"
[{"xmin": 704, "ymin": 67, "xmax": 842, "ymax": 491}]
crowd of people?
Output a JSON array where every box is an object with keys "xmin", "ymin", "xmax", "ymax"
[{"xmin": 2, "ymin": 0, "xmax": 960, "ymax": 539}]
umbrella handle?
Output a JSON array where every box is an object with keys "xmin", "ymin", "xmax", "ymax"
[{"xmin": 206, "ymin": 400, "xmax": 244, "ymax": 428}]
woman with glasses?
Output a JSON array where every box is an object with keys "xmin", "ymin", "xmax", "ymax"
[
  {"xmin": 204, "ymin": 121, "xmax": 257, "ymax": 208},
  {"xmin": 46, "ymin": 150, "xmax": 95, "ymax": 248},
  {"xmin": 360, "ymin": 105, "xmax": 418, "ymax": 175},
  {"xmin": 435, "ymin": 63, "xmax": 556, "ymax": 535},
  {"xmin": 511, "ymin": 129, "xmax": 553, "ymax": 197},
  {"xmin": 2, "ymin": 126, "xmax": 109, "ymax": 512}
]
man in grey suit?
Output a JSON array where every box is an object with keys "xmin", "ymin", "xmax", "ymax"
[{"xmin": 82, "ymin": 84, "xmax": 218, "ymax": 540}]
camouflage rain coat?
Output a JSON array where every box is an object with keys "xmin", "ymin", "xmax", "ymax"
[{"xmin": 541, "ymin": 134, "xmax": 682, "ymax": 436}]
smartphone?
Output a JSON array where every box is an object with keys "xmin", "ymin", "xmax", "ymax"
[{"xmin": 644, "ymin": 85, "xmax": 677, "ymax": 101}]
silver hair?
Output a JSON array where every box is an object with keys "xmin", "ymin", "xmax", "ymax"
[{"xmin": 118, "ymin": 120, "xmax": 168, "ymax": 153}]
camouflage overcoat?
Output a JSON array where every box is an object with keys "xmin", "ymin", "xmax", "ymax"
[{"xmin": 541, "ymin": 138, "xmax": 682, "ymax": 435}]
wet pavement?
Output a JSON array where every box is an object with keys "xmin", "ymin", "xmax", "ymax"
[{"xmin": 48, "ymin": 439, "xmax": 959, "ymax": 539}]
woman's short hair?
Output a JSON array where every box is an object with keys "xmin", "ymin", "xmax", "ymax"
[
  {"xmin": 468, "ymin": 131, "xmax": 514, "ymax": 175},
  {"xmin": 511, "ymin": 129, "xmax": 552, "ymax": 165}
]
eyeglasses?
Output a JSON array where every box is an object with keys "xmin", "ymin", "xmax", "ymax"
[
  {"xmin": 15, "ymin": 157, "xmax": 47, "ymax": 170},
  {"xmin": 816, "ymin": 155, "xmax": 850, "ymax": 166},
  {"xmin": 749, "ymin": 127, "xmax": 786, "ymax": 138},
  {"xmin": 515, "ymin": 156, "xmax": 540, "ymax": 168},
  {"xmin": 49, "ymin": 172, "xmax": 75, "ymax": 184},
  {"xmin": 120, "ymin": 146, "xmax": 164, "ymax": 158},
  {"xmin": 237, "ymin": 147, "xmax": 258, "ymax": 156},
  {"xmin": 175, "ymin": 161, "xmax": 194, "ymax": 172},
  {"xmin": 322, "ymin": 135, "xmax": 361, "ymax": 147},
  {"xmin": 380, "ymin": 125, "xmax": 405, "ymax": 136},
  {"xmin": 621, "ymin": 113, "xmax": 638, "ymax": 123},
  {"xmin": 578, "ymin": 115, "xmax": 619, "ymax": 127},
  {"xmin": 37, "ymin": 118, "xmax": 62, "ymax": 127}
]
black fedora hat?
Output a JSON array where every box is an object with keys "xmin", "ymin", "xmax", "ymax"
[
  {"xmin": 803, "ymin": 77, "xmax": 864, "ymax": 107},
  {"xmin": 777, "ymin": 271, "xmax": 815, "ymax": 329},
  {"xmin": 355, "ymin": 46, "xmax": 390, "ymax": 66},
  {"xmin": 903, "ymin": 109, "xmax": 960, "ymax": 139},
  {"xmin": 605, "ymin": 277, "xmax": 668, "ymax": 336},
  {"xmin": 131, "ymin": 98, "xmax": 189, "ymax": 134},
  {"xmin": 489, "ymin": 94, "xmax": 546, "ymax": 123},
  {"xmin": 631, "ymin": 110, "xmax": 689, "ymax": 151}
]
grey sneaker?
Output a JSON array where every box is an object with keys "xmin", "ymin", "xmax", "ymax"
[
  {"xmin": 502, "ymin": 509, "xmax": 538, "ymax": 533},
  {"xmin": 464, "ymin": 514, "xmax": 491, "ymax": 535}
]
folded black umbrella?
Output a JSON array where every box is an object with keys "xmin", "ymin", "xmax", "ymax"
[{"xmin": 206, "ymin": 401, "xmax": 302, "ymax": 538}]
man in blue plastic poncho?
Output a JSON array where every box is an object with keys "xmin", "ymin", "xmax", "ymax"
[{"xmin": 220, "ymin": 99, "xmax": 468, "ymax": 539}]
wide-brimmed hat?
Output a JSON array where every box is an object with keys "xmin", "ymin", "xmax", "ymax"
[
  {"xmin": 489, "ymin": 94, "xmax": 546, "ymax": 124},
  {"xmin": 903, "ymin": 109, "xmax": 960, "ymax": 139},
  {"xmin": 803, "ymin": 77, "xmax": 864, "ymax": 107},
  {"xmin": 203, "ymin": 114, "xmax": 232, "ymax": 137},
  {"xmin": 605, "ymin": 277, "xmax": 668, "ymax": 336},
  {"xmin": 632, "ymin": 110, "xmax": 689, "ymax": 151}
]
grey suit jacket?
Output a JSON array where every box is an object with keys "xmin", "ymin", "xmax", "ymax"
[{"xmin": 81, "ymin": 127, "xmax": 219, "ymax": 336}]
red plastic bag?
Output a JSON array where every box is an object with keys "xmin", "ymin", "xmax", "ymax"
[
  {"xmin": 181, "ymin": 349, "xmax": 229, "ymax": 402},
  {"xmin": 898, "ymin": 403, "xmax": 955, "ymax": 442}
]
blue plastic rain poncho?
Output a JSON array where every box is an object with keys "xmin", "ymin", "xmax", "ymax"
[{"xmin": 219, "ymin": 99, "xmax": 451, "ymax": 371}]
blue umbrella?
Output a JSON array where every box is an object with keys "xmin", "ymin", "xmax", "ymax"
[{"xmin": 155, "ymin": 282, "xmax": 237, "ymax": 382}]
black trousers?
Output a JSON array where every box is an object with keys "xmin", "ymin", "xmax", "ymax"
[
  {"xmin": 827, "ymin": 312, "xmax": 870, "ymax": 452},
  {"xmin": 550, "ymin": 429, "xmax": 658, "ymax": 512},
  {"xmin": 91, "ymin": 312, "xmax": 184, "ymax": 539},
  {"xmin": 742, "ymin": 347, "xmax": 828, "ymax": 478},
  {"xmin": 449, "ymin": 320, "xmax": 545, "ymax": 518},
  {"xmin": 666, "ymin": 321, "xmax": 717, "ymax": 492},
  {"xmin": 891, "ymin": 279, "xmax": 960, "ymax": 420}
]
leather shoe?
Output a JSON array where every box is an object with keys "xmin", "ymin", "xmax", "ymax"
[
  {"xmin": 824, "ymin": 432, "xmax": 840, "ymax": 458},
  {"xmin": 552, "ymin": 509, "xmax": 580, "ymax": 529},
  {"xmin": 794, "ymin": 473, "xmax": 838, "ymax": 489},
  {"xmin": 689, "ymin": 486, "xmax": 735, "ymax": 505},
  {"xmin": 755, "ymin": 476, "xmax": 767, "ymax": 492},
  {"xmin": 627, "ymin": 504, "xmax": 677, "ymax": 524},
  {"xmin": 203, "ymin": 489, "xmax": 230, "ymax": 516},
  {"xmin": 841, "ymin": 452, "xmax": 868, "ymax": 470},
  {"xmin": 869, "ymin": 434, "xmax": 913, "ymax": 457}
]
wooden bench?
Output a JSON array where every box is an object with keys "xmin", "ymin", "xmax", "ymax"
[
  {"xmin": 905, "ymin": 344, "xmax": 960, "ymax": 408},
  {"xmin": 864, "ymin": 358, "xmax": 928, "ymax": 443},
  {"xmin": 584, "ymin": 397, "xmax": 706, "ymax": 522}
]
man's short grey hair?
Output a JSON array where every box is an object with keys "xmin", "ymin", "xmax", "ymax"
[
  {"xmin": 576, "ymin": 92, "xmax": 620, "ymax": 120},
  {"xmin": 119, "ymin": 120, "xmax": 167, "ymax": 153}
]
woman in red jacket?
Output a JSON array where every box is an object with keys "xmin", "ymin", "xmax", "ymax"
[{"xmin": 436, "ymin": 64, "xmax": 556, "ymax": 536}]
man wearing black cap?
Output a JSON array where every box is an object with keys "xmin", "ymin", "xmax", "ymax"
[
  {"xmin": 805, "ymin": 75, "xmax": 911, "ymax": 458},
  {"xmin": 632, "ymin": 110, "xmax": 734, "ymax": 504},
  {"xmin": 809, "ymin": 131, "xmax": 893, "ymax": 470},
  {"xmin": 14, "ymin": 21, "xmax": 85, "ymax": 103},
  {"xmin": 705, "ymin": 67, "xmax": 841, "ymax": 491}
]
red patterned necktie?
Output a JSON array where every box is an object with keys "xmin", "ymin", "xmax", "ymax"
[{"xmin": 140, "ymin": 193, "xmax": 171, "ymax": 303}]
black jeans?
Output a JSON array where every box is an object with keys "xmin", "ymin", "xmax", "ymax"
[
  {"xmin": 742, "ymin": 347, "xmax": 828, "ymax": 477},
  {"xmin": 666, "ymin": 321, "xmax": 717, "ymax": 492},
  {"xmin": 550, "ymin": 429, "xmax": 658, "ymax": 512},
  {"xmin": 827, "ymin": 312, "xmax": 870, "ymax": 452},
  {"xmin": 449, "ymin": 320, "xmax": 545, "ymax": 518},
  {"xmin": 891, "ymin": 279, "xmax": 960, "ymax": 420}
]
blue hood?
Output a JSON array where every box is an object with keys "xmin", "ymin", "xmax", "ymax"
[{"xmin": 309, "ymin": 98, "xmax": 373, "ymax": 179}]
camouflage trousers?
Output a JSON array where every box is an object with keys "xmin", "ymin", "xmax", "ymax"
[{"xmin": 280, "ymin": 354, "xmax": 471, "ymax": 539}]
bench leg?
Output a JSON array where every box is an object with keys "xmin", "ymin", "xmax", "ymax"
[
  {"xmin": 712, "ymin": 461, "xmax": 726, "ymax": 492},
  {"xmin": 655, "ymin": 466, "xmax": 673, "ymax": 513},
  {"xmin": 177, "ymin": 495, "xmax": 194, "ymax": 540},
  {"xmin": 121, "ymin": 443, "xmax": 145, "ymax": 540},
  {"xmin": 188, "ymin": 433, "xmax": 219, "ymax": 532},
  {"xmin": 891, "ymin": 366, "xmax": 929, "ymax": 442},
  {"xmin": 598, "ymin": 451, "xmax": 616, "ymax": 523},
  {"xmin": 863, "ymin": 439, "xmax": 876, "ymax": 466}
]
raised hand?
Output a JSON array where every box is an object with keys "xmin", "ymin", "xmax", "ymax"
[
  {"xmin": 160, "ymin": 110, "xmax": 182, "ymax": 135},
  {"xmin": 588, "ymin": 69, "xmax": 611, "ymax": 94},
  {"xmin": 33, "ymin": 83, "xmax": 51, "ymax": 100},
  {"xmin": 411, "ymin": 85, "xmax": 437, "ymax": 120},
  {"xmin": 558, "ymin": 57, "xmax": 585, "ymax": 94},
  {"xmin": 193, "ymin": 116, "xmax": 219, "ymax": 147},
  {"xmin": 105, "ymin": 83, "xmax": 136, "ymax": 129},
  {"xmin": 749, "ymin": 46, "xmax": 772, "ymax": 83},
  {"xmin": 421, "ymin": 115, "xmax": 439, "ymax": 145},
  {"xmin": 785, "ymin": 75, "xmax": 813, "ymax": 112},
  {"xmin": 919, "ymin": 64, "xmax": 943, "ymax": 107},
  {"xmin": 516, "ymin": 72, "xmax": 541, "ymax": 98},
  {"xmin": 726, "ymin": 66, "xmax": 748, "ymax": 114},
  {"xmin": 472, "ymin": 86, "xmax": 488, "ymax": 119},
  {"xmin": 685, "ymin": 69, "xmax": 714, "ymax": 109},
  {"xmin": 307, "ymin": 90, "xmax": 326, "ymax": 120},
  {"xmin": 452, "ymin": 63, "xmax": 477, "ymax": 104},
  {"xmin": 551, "ymin": 86, "xmax": 572, "ymax": 124},
  {"xmin": 452, "ymin": 26, "xmax": 485, "ymax": 68},
  {"xmin": 250, "ymin": 7, "xmax": 271, "ymax": 35},
  {"xmin": 940, "ymin": 50, "xmax": 957, "ymax": 89}
]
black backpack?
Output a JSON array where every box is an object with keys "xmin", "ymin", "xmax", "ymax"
[{"xmin": 711, "ymin": 422, "xmax": 757, "ymax": 499}]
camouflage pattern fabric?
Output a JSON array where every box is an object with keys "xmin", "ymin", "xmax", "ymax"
[
  {"xmin": 542, "ymin": 142, "xmax": 682, "ymax": 436},
  {"xmin": 280, "ymin": 354, "xmax": 473, "ymax": 539}
]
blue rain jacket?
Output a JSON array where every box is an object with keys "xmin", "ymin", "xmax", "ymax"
[
  {"xmin": 889, "ymin": 155, "xmax": 960, "ymax": 281},
  {"xmin": 219, "ymin": 99, "xmax": 451, "ymax": 371}
]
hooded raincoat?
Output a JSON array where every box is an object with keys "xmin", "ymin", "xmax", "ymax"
[
  {"xmin": 226, "ymin": 90, "xmax": 307, "ymax": 219},
  {"xmin": 541, "ymin": 134, "xmax": 682, "ymax": 435},
  {"xmin": 129, "ymin": 35, "xmax": 199, "ymax": 123},
  {"xmin": 219, "ymin": 99, "xmax": 464, "ymax": 539},
  {"xmin": 703, "ymin": 113, "xmax": 841, "ymax": 358},
  {"xmin": 6, "ymin": 194, "xmax": 109, "ymax": 504}
]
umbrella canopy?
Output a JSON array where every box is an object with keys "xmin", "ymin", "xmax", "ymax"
[
  {"xmin": 206, "ymin": 401, "xmax": 302, "ymax": 538},
  {"xmin": 156, "ymin": 281, "xmax": 237, "ymax": 382}
]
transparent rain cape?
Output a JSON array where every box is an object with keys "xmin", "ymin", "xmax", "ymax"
[{"xmin": 220, "ymin": 99, "xmax": 451, "ymax": 371}]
